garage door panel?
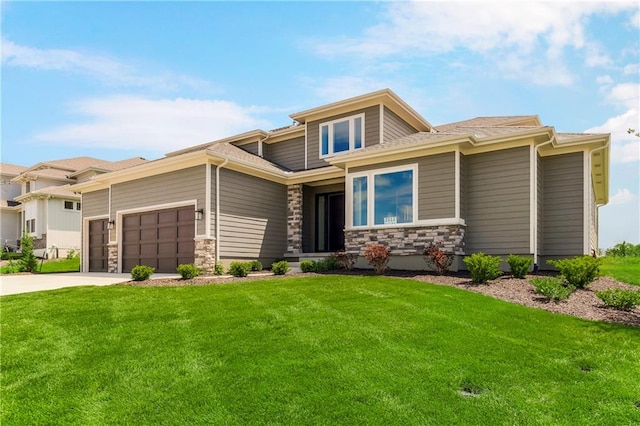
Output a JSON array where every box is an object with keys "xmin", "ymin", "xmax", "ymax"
[
  {"xmin": 88, "ymin": 219, "xmax": 108, "ymax": 272},
  {"xmin": 122, "ymin": 206, "xmax": 195, "ymax": 273}
]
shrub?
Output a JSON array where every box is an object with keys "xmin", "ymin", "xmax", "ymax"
[
  {"xmin": 1, "ymin": 251, "xmax": 22, "ymax": 261},
  {"xmin": 66, "ymin": 248, "xmax": 80, "ymax": 260},
  {"xmin": 176, "ymin": 263, "xmax": 201, "ymax": 280},
  {"xmin": 547, "ymin": 256, "xmax": 601, "ymax": 289},
  {"xmin": 18, "ymin": 232, "xmax": 38, "ymax": 273},
  {"xmin": 364, "ymin": 244, "xmax": 390, "ymax": 275},
  {"xmin": 214, "ymin": 263, "xmax": 224, "ymax": 276},
  {"xmin": 507, "ymin": 254, "xmax": 533, "ymax": 279},
  {"xmin": 250, "ymin": 260, "xmax": 263, "ymax": 272},
  {"xmin": 131, "ymin": 265, "xmax": 155, "ymax": 281},
  {"xmin": 530, "ymin": 277, "xmax": 575, "ymax": 302},
  {"xmin": 300, "ymin": 260, "xmax": 316, "ymax": 273},
  {"xmin": 334, "ymin": 250, "xmax": 357, "ymax": 271},
  {"xmin": 595, "ymin": 288, "xmax": 640, "ymax": 311},
  {"xmin": 463, "ymin": 252, "xmax": 503, "ymax": 283},
  {"xmin": 314, "ymin": 256, "xmax": 338, "ymax": 272},
  {"xmin": 271, "ymin": 260, "xmax": 290, "ymax": 275},
  {"xmin": 228, "ymin": 262, "xmax": 251, "ymax": 277},
  {"xmin": 423, "ymin": 243, "xmax": 453, "ymax": 275},
  {"xmin": 606, "ymin": 241, "xmax": 640, "ymax": 257}
]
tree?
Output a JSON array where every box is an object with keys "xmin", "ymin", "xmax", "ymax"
[{"xmin": 18, "ymin": 231, "xmax": 38, "ymax": 273}]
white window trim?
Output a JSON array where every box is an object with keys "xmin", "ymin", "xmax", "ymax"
[
  {"xmin": 63, "ymin": 200, "xmax": 76, "ymax": 211},
  {"xmin": 319, "ymin": 113, "xmax": 365, "ymax": 159},
  {"xmin": 347, "ymin": 163, "xmax": 418, "ymax": 229}
]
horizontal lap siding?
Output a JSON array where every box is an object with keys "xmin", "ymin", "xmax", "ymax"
[
  {"xmin": 237, "ymin": 142, "xmax": 259, "ymax": 155},
  {"xmin": 383, "ymin": 107, "xmax": 418, "ymax": 143},
  {"xmin": 264, "ymin": 136, "xmax": 305, "ymax": 171},
  {"xmin": 307, "ymin": 106, "xmax": 380, "ymax": 170},
  {"xmin": 82, "ymin": 189, "xmax": 109, "ymax": 217},
  {"xmin": 466, "ymin": 147, "xmax": 530, "ymax": 254},
  {"xmin": 111, "ymin": 166, "xmax": 207, "ymax": 236},
  {"xmin": 542, "ymin": 153, "xmax": 583, "ymax": 256},
  {"xmin": 219, "ymin": 169, "xmax": 287, "ymax": 262}
]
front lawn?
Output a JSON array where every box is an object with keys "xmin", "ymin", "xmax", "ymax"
[
  {"xmin": 600, "ymin": 256, "xmax": 640, "ymax": 285},
  {"xmin": 2, "ymin": 276, "xmax": 639, "ymax": 424},
  {"xmin": 0, "ymin": 257, "xmax": 80, "ymax": 274}
]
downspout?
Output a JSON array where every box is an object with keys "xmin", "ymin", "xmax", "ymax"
[
  {"xmin": 533, "ymin": 139, "xmax": 554, "ymax": 272},
  {"xmin": 215, "ymin": 158, "xmax": 229, "ymax": 264}
]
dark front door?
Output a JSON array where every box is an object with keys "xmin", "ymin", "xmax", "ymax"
[{"xmin": 316, "ymin": 192, "xmax": 345, "ymax": 252}]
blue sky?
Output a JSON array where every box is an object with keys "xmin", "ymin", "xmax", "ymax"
[{"xmin": 1, "ymin": 1, "xmax": 638, "ymax": 248}]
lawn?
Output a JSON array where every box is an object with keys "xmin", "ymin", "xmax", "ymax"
[
  {"xmin": 2, "ymin": 276, "xmax": 639, "ymax": 425},
  {"xmin": 600, "ymin": 256, "xmax": 640, "ymax": 285},
  {"xmin": 0, "ymin": 257, "xmax": 80, "ymax": 274}
]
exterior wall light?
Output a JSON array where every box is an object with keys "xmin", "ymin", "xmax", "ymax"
[
  {"xmin": 107, "ymin": 220, "xmax": 115, "ymax": 230},
  {"xmin": 195, "ymin": 209, "xmax": 204, "ymax": 221}
]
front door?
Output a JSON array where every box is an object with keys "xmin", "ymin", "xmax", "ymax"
[{"xmin": 316, "ymin": 192, "xmax": 345, "ymax": 252}]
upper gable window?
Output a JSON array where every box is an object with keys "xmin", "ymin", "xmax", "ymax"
[{"xmin": 319, "ymin": 114, "xmax": 364, "ymax": 158}]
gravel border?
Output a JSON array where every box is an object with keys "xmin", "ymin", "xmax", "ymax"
[{"xmin": 121, "ymin": 271, "xmax": 640, "ymax": 327}]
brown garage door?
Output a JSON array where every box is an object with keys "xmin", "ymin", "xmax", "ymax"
[
  {"xmin": 88, "ymin": 219, "xmax": 109, "ymax": 272},
  {"xmin": 122, "ymin": 206, "xmax": 195, "ymax": 273}
]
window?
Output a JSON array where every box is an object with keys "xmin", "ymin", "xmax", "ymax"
[
  {"xmin": 349, "ymin": 165, "xmax": 416, "ymax": 228},
  {"xmin": 76, "ymin": 202, "xmax": 81, "ymax": 211},
  {"xmin": 64, "ymin": 201, "xmax": 74, "ymax": 210},
  {"xmin": 25, "ymin": 219, "xmax": 35, "ymax": 233},
  {"xmin": 319, "ymin": 114, "xmax": 364, "ymax": 158},
  {"xmin": 25, "ymin": 181, "xmax": 31, "ymax": 193}
]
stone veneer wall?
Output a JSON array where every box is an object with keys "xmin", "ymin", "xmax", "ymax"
[
  {"xmin": 33, "ymin": 235, "xmax": 47, "ymax": 250},
  {"xmin": 107, "ymin": 243, "xmax": 118, "ymax": 273},
  {"xmin": 344, "ymin": 225, "xmax": 466, "ymax": 256},
  {"xmin": 287, "ymin": 184, "xmax": 303, "ymax": 254},
  {"xmin": 194, "ymin": 238, "xmax": 216, "ymax": 274}
]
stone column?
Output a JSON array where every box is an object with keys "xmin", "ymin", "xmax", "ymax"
[
  {"xmin": 287, "ymin": 184, "xmax": 303, "ymax": 254},
  {"xmin": 194, "ymin": 238, "xmax": 216, "ymax": 275},
  {"xmin": 107, "ymin": 243, "xmax": 118, "ymax": 273}
]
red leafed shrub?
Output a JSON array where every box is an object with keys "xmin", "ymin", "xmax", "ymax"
[
  {"xmin": 423, "ymin": 243, "xmax": 453, "ymax": 275},
  {"xmin": 364, "ymin": 244, "xmax": 390, "ymax": 274},
  {"xmin": 334, "ymin": 250, "xmax": 357, "ymax": 271}
]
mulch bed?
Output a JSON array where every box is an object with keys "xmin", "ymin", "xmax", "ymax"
[{"xmin": 121, "ymin": 271, "xmax": 640, "ymax": 327}]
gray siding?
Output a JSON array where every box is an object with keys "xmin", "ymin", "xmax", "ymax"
[
  {"xmin": 466, "ymin": 146, "xmax": 530, "ymax": 254},
  {"xmin": 264, "ymin": 136, "xmax": 305, "ymax": 171},
  {"xmin": 237, "ymin": 142, "xmax": 259, "ymax": 155},
  {"xmin": 460, "ymin": 153, "xmax": 468, "ymax": 220},
  {"xmin": 218, "ymin": 169, "xmax": 287, "ymax": 263},
  {"xmin": 111, "ymin": 165, "xmax": 207, "ymax": 236},
  {"xmin": 349, "ymin": 152, "xmax": 455, "ymax": 221},
  {"xmin": 82, "ymin": 189, "xmax": 109, "ymax": 218},
  {"xmin": 383, "ymin": 106, "xmax": 418, "ymax": 143},
  {"xmin": 542, "ymin": 152, "xmax": 584, "ymax": 256},
  {"xmin": 307, "ymin": 105, "xmax": 380, "ymax": 169}
]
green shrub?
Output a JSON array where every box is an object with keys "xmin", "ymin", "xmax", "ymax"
[
  {"xmin": 606, "ymin": 241, "xmax": 640, "ymax": 257},
  {"xmin": 66, "ymin": 248, "xmax": 80, "ymax": 260},
  {"xmin": 131, "ymin": 265, "xmax": 155, "ymax": 281},
  {"xmin": 463, "ymin": 252, "xmax": 503, "ymax": 283},
  {"xmin": 300, "ymin": 260, "xmax": 316, "ymax": 273},
  {"xmin": 176, "ymin": 263, "xmax": 201, "ymax": 280},
  {"xmin": 334, "ymin": 250, "xmax": 357, "ymax": 271},
  {"xmin": 1, "ymin": 251, "xmax": 22, "ymax": 261},
  {"xmin": 595, "ymin": 288, "xmax": 640, "ymax": 311},
  {"xmin": 228, "ymin": 262, "xmax": 251, "ymax": 277},
  {"xmin": 214, "ymin": 263, "xmax": 224, "ymax": 276},
  {"xmin": 547, "ymin": 256, "xmax": 601, "ymax": 289},
  {"xmin": 250, "ymin": 260, "xmax": 263, "ymax": 272},
  {"xmin": 364, "ymin": 244, "xmax": 390, "ymax": 274},
  {"xmin": 271, "ymin": 260, "xmax": 290, "ymax": 275},
  {"xmin": 530, "ymin": 277, "xmax": 575, "ymax": 302},
  {"xmin": 1, "ymin": 262, "xmax": 22, "ymax": 274},
  {"xmin": 314, "ymin": 256, "xmax": 338, "ymax": 272},
  {"xmin": 18, "ymin": 232, "xmax": 38, "ymax": 273},
  {"xmin": 423, "ymin": 243, "xmax": 453, "ymax": 275},
  {"xmin": 507, "ymin": 254, "xmax": 533, "ymax": 279}
]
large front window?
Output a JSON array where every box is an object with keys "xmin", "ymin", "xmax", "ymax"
[
  {"xmin": 320, "ymin": 114, "xmax": 364, "ymax": 157},
  {"xmin": 350, "ymin": 165, "xmax": 416, "ymax": 227}
]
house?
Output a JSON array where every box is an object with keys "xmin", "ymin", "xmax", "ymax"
[
  {"xmin": 73, "ymin": 89, "xmax": 610, "ymax": 274},
  {"xmin": 1, "ymin": 163, "xmax": 28, "ymax": 251},
  {"xmin": 6, "ymin": 156, "xmax": 147, "ymax": 258}
]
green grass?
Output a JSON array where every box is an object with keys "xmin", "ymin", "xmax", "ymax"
[
  {"xmin": 600, "ymin": 256, "xmax": 640, "ymax": 285},
  {"xmin": 0, "ymin": 257, "xmax": 80, "ymax": 274},
  {"xmin": 2, "ymin": 276, "xmax": 639, "ymax": 425}
]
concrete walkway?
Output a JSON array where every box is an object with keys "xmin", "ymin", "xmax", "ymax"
[{"xmin": 0, "ymin": 272, "xmax": 179, "ymax": 296}]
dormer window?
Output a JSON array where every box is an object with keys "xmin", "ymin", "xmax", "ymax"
[
  {"xmin": 25, "ymin": 181, "xmax": 31, "ymax": 193},
  {"xmin": 319, "ymin": 113, "xmax": 364, "ymax": 158}
]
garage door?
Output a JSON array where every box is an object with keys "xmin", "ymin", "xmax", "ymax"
[
  {"xmin": 122, "ymin": 206, "xmax": 195, "ymax": 273},
  {"xmin": 88, "ymin": 219, "xmax": 109, "ymax": 272}
]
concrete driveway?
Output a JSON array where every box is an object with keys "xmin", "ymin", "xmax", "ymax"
[{"xmin": 0, "ymin": 272, "xmax": 178, "ymax": 296}]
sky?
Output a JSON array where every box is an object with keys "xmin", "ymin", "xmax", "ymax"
[{"xmin": 1, "ymin": 1, "xmax": 638, "ymax": 248}]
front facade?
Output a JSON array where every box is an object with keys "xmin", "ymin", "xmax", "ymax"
[{"xmin": 74, "ymin": 89, "xmax": 610, "ymax": 274}]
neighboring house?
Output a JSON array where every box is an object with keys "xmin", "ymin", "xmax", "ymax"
[
  {"xmin": 73, "ymin": 89, "xmax": 610, "ymax": 274},
  {"xmin": 1, "ymin": 163, "xmax": 28, "ymax": 251},
  {"xmin": 8, "ymin": 156, "xmax": 147, "ymax": 258}
]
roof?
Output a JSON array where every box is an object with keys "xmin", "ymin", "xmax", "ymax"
[
  {"xmin": 0, "ymin": 163, "xmax": 28, "ymax": 177},
  {"xmin": 206, "ymin": 142, "xmax": 292, "ymax": 173},
  {"xmin": 12, "ymin": 156, "xmax": 148, "ymax": 182},
  {"xmin": 435, "ymin": 115, "xmax": 542, "ymax": 132},
  {"xmin": 15, "ymin": 184, "xmax": 79, "ymax": 202}
]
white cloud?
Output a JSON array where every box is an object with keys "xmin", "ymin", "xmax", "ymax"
[
  {"xmin": 1, "ymin": 38, "xmax": 215, "ymax": 92},
  {"xmin": 586, "ymin": 108, "xmax": 640, "ymax": 163},
  {"xmin": 596, "ymin": 75, "xmax": 614, "ymax": 85},
  {"xmin": 311, "ymin": 1, "xmax": 636, "ymax": 86},
  {"xmin": 34, "ymin": 96, "xmax": 273, "ymax": 153},
  {"xmin": 609, "ymin": 188, "xmax": 638, "ymax": 205},
  {"xmin": 623, "ymin": 63, "xmax": 639, "ymax": 75}
]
